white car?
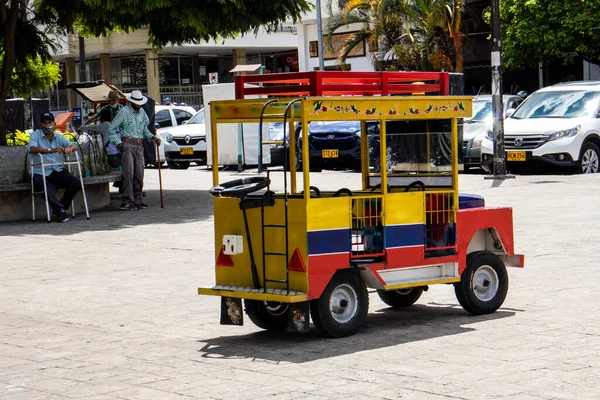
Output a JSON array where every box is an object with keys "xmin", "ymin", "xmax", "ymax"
[
  {"xmin": 463, "ymin": 95, "xmax": 524, "ymax": 171},
  {"xmin": 161, "ymin": 108, "xmax": 206, "ymax": 169},
  {"xmin": 481, "ymin": 82, "xmax": 600, "ymax": 174},
  {"xmin": 154, "ymin": 105, "xmax": 197, "ymax": 165}
]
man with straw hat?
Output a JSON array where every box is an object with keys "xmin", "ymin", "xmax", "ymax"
[
  {"xmin": 99, "ymin": 89, "xmax": 123, "ymax": 120},
  {"xmin": 108, "ymin": 90, "xmax": 161, "ymax": 210}
]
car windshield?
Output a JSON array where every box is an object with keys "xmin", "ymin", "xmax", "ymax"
[
  {"xmin": 469, "ymin": 101, "xmax": 492, "ymax": 122},
  {"xmin": 512, "ymin": 90, "xmax": 600, "ymax": 119},
  {"xmin": 186, "ymin": 109, "xmax": 205, "ymax": 124}
]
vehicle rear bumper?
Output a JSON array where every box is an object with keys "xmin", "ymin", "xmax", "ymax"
[{"xmin": 198, "ymin": 285, "xmax": 309, "ymax": 303}]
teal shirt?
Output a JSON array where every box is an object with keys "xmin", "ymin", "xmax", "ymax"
[
  {"xmin": 28, "ymin": 130, "xmax": 73, "ymax": 176},
  {"xmin": 108, "ymin": 104, "xmax": 153, "ymax": 145}
]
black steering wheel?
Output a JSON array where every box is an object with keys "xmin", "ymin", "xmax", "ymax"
[
  {"xmin": 333, "ymin": 188, "xmax": 353, "ymax": 197},
  {"xmin": 404, "ymin": 180, "xmax": 426, "ymax": 192},
  {"xmin": 300, "ymin": 186, "xmax": 321, "ymax": 198},
  {"xmin": 209, "ymin": 177, "xmax": 270, "ymax": 198}
]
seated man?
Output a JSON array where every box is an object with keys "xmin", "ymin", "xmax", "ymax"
[{"xmin": 29, "ymin": 112, "xmax": 81, "ymax": 223}]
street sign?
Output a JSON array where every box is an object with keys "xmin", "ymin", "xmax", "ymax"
[
  {"xmin": 209, "ymin": 72, "xmax": 219, "ymax": 84},
  {"xmin": 72, "ymin": 108, "xmax": 82, "ymax": 122}
]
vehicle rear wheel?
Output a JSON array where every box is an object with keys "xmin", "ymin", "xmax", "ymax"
[
  {"xmin": 377, "ymin": 287, "xmax": 424, "ymax": 308},
  {"xmin": 167, "ymin": 161, "xmax": 190, "ymax": 170},
  {"xmin": 454, "ymin": 251, "xmax": 509, "ymax": 315},
  {"xmin": 579, "ymin": 142, "xmax": 600, "ymax": 174},
  {"xmin": 244, "ymin": 300, "xmax": 289, "ymax": 331},
  {"xmin": 310, "ymin": 271, "xmax": 369, "ymax": 337}
]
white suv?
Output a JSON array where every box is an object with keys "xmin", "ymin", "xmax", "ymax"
[
  {"xmin": 481, "ymin": 82, "xmax": 600, "ymax": 174},
  {"xmin": 162, "ymin": 108, "xmax": 206, "ymax": 169}
]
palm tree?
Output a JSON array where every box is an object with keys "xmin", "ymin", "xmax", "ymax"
[{"xmin": 324, "ymin": 0, "xmax": 465, "ymax": 72}]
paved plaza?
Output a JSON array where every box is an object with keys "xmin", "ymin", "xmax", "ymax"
[{"xmin": 1, "ymin": 167, "xmax": 600, "ymax": 399}]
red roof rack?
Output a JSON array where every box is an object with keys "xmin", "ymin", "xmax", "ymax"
[{"xmin": 234, "ymin": 71, "xmax": 451, "ymax": 99}]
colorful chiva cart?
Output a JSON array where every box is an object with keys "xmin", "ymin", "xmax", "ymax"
[{"xmin": 198, "ymin": 72, "xmax": 524, "ymax": 337}]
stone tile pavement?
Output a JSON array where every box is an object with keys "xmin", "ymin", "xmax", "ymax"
[{"xmin": 1, "ymin": 167, "xmax": 600, "ymax": 399}]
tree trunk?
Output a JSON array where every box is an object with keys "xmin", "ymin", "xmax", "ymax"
[
  {"xmin": 453, "ymin": 32, "xmax": 463, "ymax": 73},
  {"xmin": 0, "ymin": 0, "xmax": 22, "ymax": 145}
]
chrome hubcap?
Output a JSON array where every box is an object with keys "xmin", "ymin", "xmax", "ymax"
[
  {"xmin": 329, "ymin": 284, "xmax": 358, "ymax": 323},
  {"xmin": 264, "ymin": 302, "xmax": 288, "ymax": 316},
  {"xmin": 472, "ymin": 265, "xmax": 499, "ymax": 302},
  {"xmin": 582, "ymin": 149, "xmax": 599, "ymax": 174}
]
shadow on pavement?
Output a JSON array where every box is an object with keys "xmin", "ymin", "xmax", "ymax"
[
  {"xmin": 196, "ymin": 304, "xmax": 516, "ymax": 364},
  {"xmin": 0, "ymin": 189, "xmax": 214, "ymax": 236}
]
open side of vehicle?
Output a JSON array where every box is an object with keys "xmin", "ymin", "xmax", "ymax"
[{"xmin": 198, "ymin": 72, "xmax": 524, "ymax": 337}]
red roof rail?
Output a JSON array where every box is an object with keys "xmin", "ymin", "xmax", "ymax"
[{"xmin": 234, "ymin": 71, "xmax": 452, "ymax": 99}]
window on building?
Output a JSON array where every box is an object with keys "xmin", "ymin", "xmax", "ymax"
[
  {"xmin": 174, "ymin": 109, "xmax": 193, "ymax": 125},
  {"xmin": 156, "ymin": 110, "xmax": 173, "ymax": 128}
]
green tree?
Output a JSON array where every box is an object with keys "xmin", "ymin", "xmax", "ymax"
[
  {"xmin": 501, "ymin": 0, "xmax": 600, "ymax": 70},
  {"xmin": 5, "ymin": 56, "xmax": 61, "ymax": 97},
  {"xmin": 0, "ymin": 0, "xmax": 312, "ymax": 145},
  {"xmin": 324, "ymin": 0, "xmax": 465, "ymax": 72}
]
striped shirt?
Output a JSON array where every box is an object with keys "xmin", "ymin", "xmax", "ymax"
[{"xmin": 108, "ymin": 104, "xmax": 153, "ymax": 145}]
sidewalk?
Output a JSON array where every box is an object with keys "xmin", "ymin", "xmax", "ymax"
[{"xmin": 1, "ymin": 168, "xmax": 600, "ymax": 399}]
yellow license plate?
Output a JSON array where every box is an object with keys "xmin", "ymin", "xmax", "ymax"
[
  {"xmin": 322, "ymin": 149, "xmax": 339, "ymax": 158},
  {"xmin": 507, "ymin": 151, "xmax": 526, "ymax": 162},
  {"xmin": 180, "ymin": 147, "xmax": 193, "ymax": 155}
]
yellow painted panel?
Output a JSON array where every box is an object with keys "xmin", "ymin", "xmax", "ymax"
[
  {"xmin": 211, "ymin": 99, "xmax": 301, "ymax": 122},
  {"xmin": 212, "ymin": 197, "xmax": 308, "ymax": 293},
  {"xmin": 306, "ymin": 197, "xmax": 351, "ymax": 231},
  {"xmin": 383, "ymin": 277, "xmax": 460, "ymax": 290},
  {"xmin": 384, "ymin": 192, "xmax": 425, "ymax": 225},
  {"xmin": 303, "ymin": 96, "xmax": 472, "ymax": 121},
  {"xmin": 197, "ymin": 287, "xmax": 308, "ymax": 303}
]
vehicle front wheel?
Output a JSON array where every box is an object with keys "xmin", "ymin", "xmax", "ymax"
[
  {"xmin": 310, "ymin": 271, "xmax": 369, "ymax": 337},
  {"xmin": 244, "ymin": 300, "xmax": 289, "ymax": 331},
  {"xmin": 454, "ymin": 251, "xmax": 509, "ymax": 315},
  {"xmin": 167, "ymin": 161, "xmax": 190, "ymax": 170},
  {"xmin": 377, "ymin": 287, "xmax": 424, "ymax": 308},
  {"xmin": 579, "ymin": 142, "xmax": 600, "ymax": 174}
]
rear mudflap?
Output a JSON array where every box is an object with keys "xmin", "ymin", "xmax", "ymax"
[
  {"xmin": 287, "ymin": 301, "xmax": 310, "ymax": 333},
  {"xmin": 220, "ymin": 297, "xmax": 244, "ymax": 326}
]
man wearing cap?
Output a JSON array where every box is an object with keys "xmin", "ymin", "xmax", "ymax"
[
  {"xmin": 163, "ymin": 97, "xmax": 173, "ymax": 105},
  {"xmin": 108, "ymin": 90, "xmax": 161, "ymax": 210},
  {"xmin": 28, "ymin": 112, "xmax": 80, "ymax": 222},
  {"xmin": 98, "ymin": 89, "xmax": 123, "ymax": 120}
]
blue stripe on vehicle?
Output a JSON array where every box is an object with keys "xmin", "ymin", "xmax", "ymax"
[
  {"xmin": 308, "ymin": 228, "xmax": 351, "ymax": 255},
  {"xmin": 385, "ymin": 224, "xmax": 425, "ymax": 248}
]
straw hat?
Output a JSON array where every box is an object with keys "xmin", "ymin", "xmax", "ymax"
[
  {"xmin": 104, "ymin": 89, "xmax": 120, "ymax": 100},
  {"xmin": 125, "ymin": 90, "xmax": 148, "ymax": 106}
]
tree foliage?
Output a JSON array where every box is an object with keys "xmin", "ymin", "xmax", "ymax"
[
  {"xmin": 35, "ymin": 0, "xmax": 313, "ymax": 47},
  {"xmin": 501, "ymin": 0, "xmax": 600, "ymax": 70},
  {"xmin": 6, "ymin": 56, "xmax": 61, "ymax": 97},
  {"xmin": 324, "ymin": 0, "xmax": 465, "ymax": 72}
]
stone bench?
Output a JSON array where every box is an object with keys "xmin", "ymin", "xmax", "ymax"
[{"xmin": 0, "ymin": 171, "xmax": 123, "ymax": 222}]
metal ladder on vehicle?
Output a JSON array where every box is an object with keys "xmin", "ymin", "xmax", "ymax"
[{"xmin": 256, "ymin": 98, "xmax": 303, "ymax": 293}]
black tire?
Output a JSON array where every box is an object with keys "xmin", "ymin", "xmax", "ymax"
[
  {"xmin": 377, "ymin": 287, "xmax": 424, "ymax": 308},
  {"xmin": 579, "ymin": 142, "xmax": 600, "ymax": 174},
  {"xmin": 244, "ymin": 300, "xmax": 289, "ymax": 331},
  {"xmin": 310, "ymin": 271, "xmax": 369, "ymax": 337},
  {"xmin": 167, "ymin": 161, "xmax": 190, "ymax": 170},
  {"xmin": 454, "ymin": 251, "xmax": 509, "ymax": 315}
]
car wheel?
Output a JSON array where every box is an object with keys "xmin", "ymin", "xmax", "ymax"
[
  {"xmin": 579, "ymin": 142, "xmax": 600, "ymax": 174},
  {"xmin": 454, "ymin": 251, "xmax": 509, "ymax": 315},
  {"xmin": 377, "ymin": 287, "xmax": 424, "ymax": 308},
  {"xmin": 244, "ymin": 300, "xmax": 289, "ymax": 331},
  {"xmin": 310, "ymin": 271, "xmax": 369, "ymax": 337}
]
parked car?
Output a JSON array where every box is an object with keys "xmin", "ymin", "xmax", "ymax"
[
  {"xmin": 463, "ymin": 94, "xmax": 524, "ymax": 171},
  {"xmin": 161, "ymin": 108, "xmax": 206, "ymax": 169},
  {"xmin": 154, "ymin": 105, "xmax": 197, "ymax": 165},
  {"xmin": 481, "ymin": 82, "xmax": 600, "ymax": 174}
]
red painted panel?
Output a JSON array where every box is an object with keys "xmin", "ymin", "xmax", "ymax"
[
  {"xmin": 456, "ymin": 207, "xmax": 515, "ymax": 274},
  {"xmin": 307, "ymin": 253, "xmax": 350, "ymax": 299}
]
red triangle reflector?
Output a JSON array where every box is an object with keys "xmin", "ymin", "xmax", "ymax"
[
  {"xmin": 288, "ymin": 248, "xmax": 306, "ymax": 272},
  {"xmin": 216, "ymin": 248, "xmax": 234, "ymax": 267}
]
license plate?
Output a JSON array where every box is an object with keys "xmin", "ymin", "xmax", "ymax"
[
  {"xmin": 507, "ymin": 151, "xmax": 526, "ymax": 162},
  {"xmin": 322, "ymin": 149, "xmax": 338, "ymax": 158},
  {"xmin": 180, "ymin": 147, "xmax": 193, "ymax": 155}
]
